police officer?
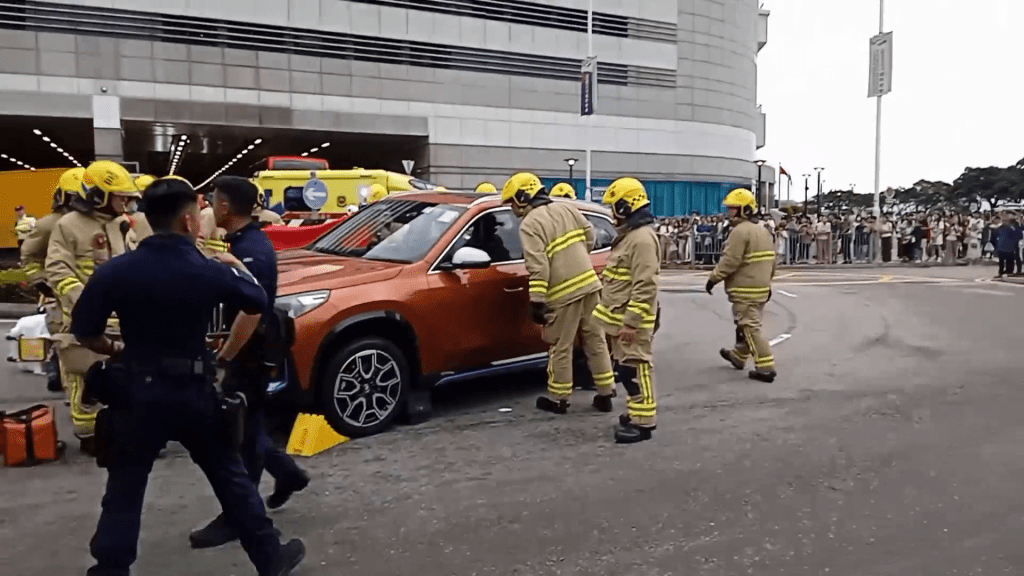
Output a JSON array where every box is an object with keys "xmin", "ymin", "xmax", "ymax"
[
  {"xmin": 592, "ymin": 178, "xmax": 661, "ymax": 444},
  {"xmin": 46, "ymin": 160, "xmax": 140, "ymax": 453},
  {"xmin": 549, "ymin": 182, "xmax": 576, "ymax": 199},
  {"xmin": 190, "ymin": 176, "xmax": 309, "ymax": 549},
  {"xmin": 71, "ymin": 177, "xmax": 305, "ymax": 576},
  {"xmin": 501, "ymin": 172, "xmax": 615, "ymax": 414},
  {"xmin": 20, "ymin": 167, "xmax": 87, "ymax": 392},
  {"xmin": 705, "ymin": 188, "xmax": 778, "ymax": 383}
]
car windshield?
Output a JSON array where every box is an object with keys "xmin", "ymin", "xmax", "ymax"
[{"xmin": 309, "ymin": 199, "xmax": 466, "ymax": 263}]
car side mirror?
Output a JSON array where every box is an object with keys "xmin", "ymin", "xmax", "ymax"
[{"xmin": 445, "ymin": 246, "xmax": 491, "ymax": 270}]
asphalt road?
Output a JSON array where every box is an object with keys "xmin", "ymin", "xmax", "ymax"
[{"xmin": 2, "ymin": 266, "xmax": 1023, "ymax": 575}]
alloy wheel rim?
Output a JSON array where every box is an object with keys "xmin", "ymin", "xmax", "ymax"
[{"xmin": 333, "ymin": 349, "xmax": 401, "ymax": 428}]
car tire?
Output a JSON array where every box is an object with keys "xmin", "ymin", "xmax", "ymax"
[{"xmin": 320, "ymin": 336, "xmax": 409, "ymax": 438}]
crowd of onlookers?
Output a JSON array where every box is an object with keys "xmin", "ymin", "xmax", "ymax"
[{"xmin": 655, "ymin": 209, "xmax": 1024, "ymax": 276}]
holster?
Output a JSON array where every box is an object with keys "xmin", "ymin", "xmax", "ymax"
[
  {"xmin": 83, "ymin": 360, "xmax": 130, "ymax": 409},
  {"xmin": 92, "ymin": 407, "xmax": 130, "ymax": 469},
  {"xmin": 219, "ymin": 391, "xmax": 248, "ymax": 450}
]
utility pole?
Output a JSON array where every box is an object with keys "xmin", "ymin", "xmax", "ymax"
[
  {"xmin": 870, "ymin": 0, "xmax": 892, "ymax": 218},
  {"xmin": 814, "ymin": 167, "xmax": 824, "ymax": 215},
  {"xmin": 585, "ymin": 0, "xmax": 594, "ymax": 201},
  {"xmin": 803, "ymin": 174, "xmax": 811, "ymax": 215}
]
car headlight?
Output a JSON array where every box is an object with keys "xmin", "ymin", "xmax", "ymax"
[{"xmin": 276, "ymin": 290, "xmax": 329, "ymax": 319}]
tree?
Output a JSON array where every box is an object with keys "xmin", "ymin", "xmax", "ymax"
[{"xmin": 952, "ymin": 166, "xmax": 1024, "ymax": 210}]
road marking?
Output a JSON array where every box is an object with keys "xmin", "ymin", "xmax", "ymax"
[
  {"xmin": 776, "ymin": 289, "xmax": 797, "ymax": 298},
  {"xmin": 769, "ymin": 333, "xmax": 792, "ymax": 346}
]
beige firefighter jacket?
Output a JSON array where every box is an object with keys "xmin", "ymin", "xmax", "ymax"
[
  {"xmin": 45, "ymin": 210, "xmax": 130, "ymax": 338},
  {"xmin": 20, "ymin": 212, "xmax": 61, "ymax": 286},
  {"xmin": 709, "ymin": 219, "xmax": 777, "ymax": 303},
  {"xmin": 125, "ymin": 212, "xmax": 154, "ymax": 249},
  {"xmin": 255, "ymin": 209, "xmax": 283, "ymax": 225},
  {"xmin": 593, "ymin": 224, "xmax": 660, "ymax": 335},
  {"xmin": 198, "ymin": 206, "xmax": 229, "ymax": 256},
  {"xmin": 520, "ymin": 202, "xmax": 601, "ymax": 308}
]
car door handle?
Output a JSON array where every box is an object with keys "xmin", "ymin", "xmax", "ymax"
[{"xmin": 504, "ymin": 286, "xmax": 524, "ymax": 293}]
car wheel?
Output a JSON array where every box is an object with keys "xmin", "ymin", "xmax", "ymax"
[{"xmin": 321, "ymin": 336, "xmax": 409, "ymax": 438}]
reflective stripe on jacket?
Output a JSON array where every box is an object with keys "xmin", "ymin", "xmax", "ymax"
[
  {"xmin": 20, "ymin": 212, "xmax": 60, "ymax": 286},
  {"xmin": 520, "ymin": 202, "xmax": 600, "ymax": 307},
  {"xmin": 709, "ymin": 219, "xmax": 777, "ymax": 303},
  {"xmin": 593, "ymin": 224, "xmax": 660, "ymax": 334}
]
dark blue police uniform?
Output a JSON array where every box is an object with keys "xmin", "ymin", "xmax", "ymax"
[
  {"xmin": 71, "ymin": 234, "xmax": 283, "ymax": 576},
  {"xmin": 222, "ymin": 222, "xmax": 305, "ymax": 488}
]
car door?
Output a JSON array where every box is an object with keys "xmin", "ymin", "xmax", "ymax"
[{"xmin": 425, "ymin": 208, "xmax": 531, "ymax": 371}]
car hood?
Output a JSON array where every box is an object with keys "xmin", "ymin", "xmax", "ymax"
[{"xmin": 277, "ymin": 250, "xmax": 404, "ymax": 294}]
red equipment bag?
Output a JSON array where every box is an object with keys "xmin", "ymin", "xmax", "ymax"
[{"xmin": 0, "ymin": 404, "xmax": 64, "ymax": 466}]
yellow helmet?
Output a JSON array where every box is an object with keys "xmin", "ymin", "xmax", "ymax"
[
  {"xmin": 550, "ymin": 182, "xmax": 576, "ymax": 199},
  {"xmin": 602, "ymin": 177, "xmax": 650, "ymax": 220},
  {"xmin": 254, "ymin": 187, "xmax": 268, "ymax": 211},
  {"xmin": 368, "ymin": 183, "xmax": 388, "ymax": 203},
  {"xmin": 134, "ymin": 174, "xmax": 156, "ymax": 191},
  {"xmin": 163, "ymin": 174, "xmax": 194, "ymax": 189},
  {"xmin": 53, "ymin": 167, "xmax": 86, "ymax": 210},
  {"xmin": 435, "ymin": 186, "xmax": 448, "ymax": 191},
  {"xmin": 475, "ymin": 182, "xmax": 497, "ymax": 194},
  {"xmin": 82, "ymin": 160, "xmax": 141, "ymax": 208},
  {"xmin": 501, "ymin": 172, "xmax": 545, "ymax": 207},
  {"xmin": 722, "ymin": 188, "xmax": 757, "ymax": 216}
]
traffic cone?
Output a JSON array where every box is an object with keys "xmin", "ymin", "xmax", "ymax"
[{"xmin": 285, "ymin": 414, "xmax": 348, "ymax": 457}]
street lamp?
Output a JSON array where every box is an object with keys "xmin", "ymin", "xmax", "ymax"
[
  {"xmin": 755, "ymin": 160, "xmax": 766, "ymax": 213},
  {"xmin": 814, "ymin": 167, "xmax": 824, "ymax": 214},
  {"xmin": 564, "ymin": 157, "xmax": 578, "ymax": 182},
  {"xmin": 803, "ymin": 174, "xmax": 811, "ymax": 215}
]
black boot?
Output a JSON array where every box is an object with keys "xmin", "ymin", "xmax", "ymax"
[
  {"xmin": 267, "ymin": 469, "xmax": 311, "ymax": 510},
  {"xmin": 189, "ymin": 514, "xmax": 238, "ymax": 549},
  {"xmin": 592, "ymin": 394, "xmax": 613, "ymax": 413},
  {"xmin": 536, "ymin": 397, "xmax": 569, "ymax": 414},
  {"xmin": 719, "ymin": 348, "xmax": 746, "ymax": 370},
  {"xmin": 748, "ymin": 369, "xmax": 777, "ymax": 383},
  {"xmin": 46, "ymin": 372, "xmax": 62, "ymax": 392},
  {"xmin": 614, "ymin": 422, "xmax": 654, "ymax": 444},
  {"xmin": 619, "ymin": 413, "xmax": 631, "ymax": 427},
  {"xmin": 79, "ymin": 436, "xmax": 97, "ymax": 457},
  {"xmin": 271, "ymin": 538, "xmax": 307, "ymax": 576}
]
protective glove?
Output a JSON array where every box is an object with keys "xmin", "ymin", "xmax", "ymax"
[
  {"xmin": 530, "ymin": 302, "xmax": 548, "ymax": 325},
  {"xmin": 705, "ymin": 278, "xmax": 716, "ymax": 295},
  {"xmin": 767, "ymin": 289, "xmax": 773, "ymax": 302}
]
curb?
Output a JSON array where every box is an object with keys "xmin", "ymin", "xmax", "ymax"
[
  {"xmin": 0, "ymin": 303, "xmax": 38, "ymax": 320},
  {"xmin": 665, "ymin": 262, "xmax": 977, "ymax": 271}
]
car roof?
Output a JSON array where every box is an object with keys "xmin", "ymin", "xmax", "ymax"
[{"xmin": 386, "ymin": 191, "xmax": 613, "ymax": 216}]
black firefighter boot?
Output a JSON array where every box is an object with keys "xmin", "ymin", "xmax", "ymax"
[
  {"xmin": 719, "ymin": 348, "xmax": 746, "ymax": 371},
  {"xmin": 536, "ymin": 397, "xmax": 569, "ymax": 414},
  {"xmin": 592, "ymin": 393, "xmax": 613, "ymax": 413},
  {"xmin": 614, "ymin": 422, "xmax": 654, "ymax": 444},
  {"xmin": 748, "ymin": 369, "xmax": 777, "ymax": 383}
]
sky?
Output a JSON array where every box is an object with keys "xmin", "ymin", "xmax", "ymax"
[{"xmin": 757, "ymin": 0, "xmax": 1024, "ymax": 201}]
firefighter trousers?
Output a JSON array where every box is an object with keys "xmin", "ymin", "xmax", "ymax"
[
  {"xmin": 542, "ymin": 292, "xmax": 614, "ymax": 400},
  {"xmin": 730, "ymin": 301, "xmax": 775, "ymax": 372},
  {"xmin": 610, "ymin": 332, "xmax": 656, "ymax": 428},
  {"xmin": 56, "ymin": 342, "xmax": 105, "ymax": 439}
]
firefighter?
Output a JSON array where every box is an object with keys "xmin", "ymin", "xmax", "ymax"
[
  {"xmin": 367, "ymin": 183, "xmax": 388, "ymax": 204},
  {"xmin": 705, "ymin": 188, "xmax": 778, "ymax": 383},
  {"xmin": 45, "ymin": 160, "xmax": 141, "ymax": 453},
  {"xmin": 126, "ymin": 174, "xmax": 156, "ymax": 248},
  {"xmin": 592, "ymin": 177, "xmax": 661, "ymax": 444},
  {"xmin": 475, "ymin": 182, "xmax": 497, "ymax": 194},
  {"xmin": 550, "ymin": 182, "xmax": 576, "ymax": 199},
  {"xmin": 501, "ymin": 172, "xmax": 615, "ymax": 414},
  {"xmin": 253, "ymin": 188, "xmax": 283, "ymax": 225},
  {"xmin": 195, "ymin": 180, "xmax": 230, "ymax": 256},
  {"xmin": 20, "ymin": 167, "xmax": 87, "ymax": 392}
]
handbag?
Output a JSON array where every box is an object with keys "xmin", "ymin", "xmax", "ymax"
[{"xmin": 0, "ymin": 404, "xmax": 65, "ymax": 466}]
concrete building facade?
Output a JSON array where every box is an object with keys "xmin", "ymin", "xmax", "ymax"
[{"xmin": 0, "ymin": 0, "xmax": 769, "ymax": 214}]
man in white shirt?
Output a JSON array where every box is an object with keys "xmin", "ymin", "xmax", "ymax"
[{"xmin": 814, "ymin": 217, "xmax": 832, "ymax": 264}]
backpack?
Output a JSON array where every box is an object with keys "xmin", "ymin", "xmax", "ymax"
[{"xmin": 0, "ymin": 405, "xmax": 64, "ymax": 466}]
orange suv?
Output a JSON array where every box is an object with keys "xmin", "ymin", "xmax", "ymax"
[{"xmin": 271, "ymin": 191, "xmax": 618, "ymax": 437}]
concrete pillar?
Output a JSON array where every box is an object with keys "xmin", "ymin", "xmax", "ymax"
[{"xmin": 91, "ymin": 95, "xmax": 123, "ymax": 161}]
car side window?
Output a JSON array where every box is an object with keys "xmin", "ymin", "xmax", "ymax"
[
  {"xmin": 585, "ymin": 213, "xmax": 617, "ymax": 251},
  {"xmin": 447, "ymin": 209, "xmax": 524, "ymax": 264}
]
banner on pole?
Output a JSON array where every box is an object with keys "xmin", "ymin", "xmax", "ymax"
[
  {"xmin": 868, "ymin": 32, "xmax": 893, "ymax": 98},
  {"xmin": 580, "ymin": 57, "xmax": 597, "ymax": 116}
]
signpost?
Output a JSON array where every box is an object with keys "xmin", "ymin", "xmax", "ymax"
[
  {"xmin": 302, "ymin": 172, "xmax": 328, "ymax": 211},
  {"xmin": 868, "ymin": 0, "xmax": 892, "ymax": 220},
  {"xmin": 402, "ymin": 159, "xmax": 415, "ymax": 175},
  {"xmin": 582, "ymin": 0, "xmax": 595, "ymax": 202}
]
